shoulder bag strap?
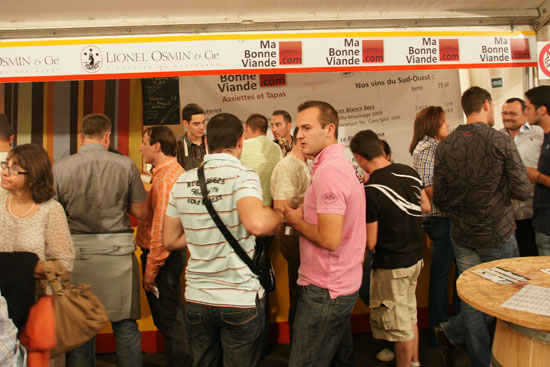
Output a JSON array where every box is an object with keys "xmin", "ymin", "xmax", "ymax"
[{"xmin": 197, "ymin": 164, "xmax": 260, "ymax": 276}]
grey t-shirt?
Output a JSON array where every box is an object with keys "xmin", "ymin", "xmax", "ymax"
[{"xmin": 53, "ymin": 144, "xmax": 147, "ymax": 234}]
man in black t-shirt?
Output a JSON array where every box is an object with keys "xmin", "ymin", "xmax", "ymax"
[{"xmin": 350, "ymin": 130, "xmax": 430, "ymax": 367}]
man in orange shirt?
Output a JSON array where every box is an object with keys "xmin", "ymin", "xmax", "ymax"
[{"xmin": 136, "ymin": 126, "xmax": 190, "ymax": 367}]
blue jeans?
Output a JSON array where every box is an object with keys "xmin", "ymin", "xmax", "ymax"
[
  {"xmin": 535, "ymin": 231, "xmax": 550, "ymax": 256},
  {"xmin": 185, "ymin": 297, "xmax": 265, "ymax": 367},
  {"xmin": 68, "ymin": 318, "xmax": 142, "ymax": 367},
  {"xmin": 422, "ymin": 217, "xmax": 460, "ymax": 346},
  {"xmin": 140, "ymin": 250, "xmax": 191, "ymax": 367},
  {"xmin": 442, "ymin": 235, "xmax": 519, "ymax": 367},
  {"xmin": 289, "ymin": 285, "xmax": 358, "ymax": 367}
]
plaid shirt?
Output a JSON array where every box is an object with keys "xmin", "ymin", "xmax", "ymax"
[
  {"xmin": 136, "ymin": 157, "xmax": 185, "ymax": 279},
  {"xmin": 412, "ymin": 135, "xmax": 445, "ymax": 217},
  {"xmin": 0, "ymin": 291, "xmax": 26, "ymax": 367}
]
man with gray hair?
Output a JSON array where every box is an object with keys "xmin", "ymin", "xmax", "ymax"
[{"xmin": 54, "ymin": 113, "xmax": 147, "ymax": 367}]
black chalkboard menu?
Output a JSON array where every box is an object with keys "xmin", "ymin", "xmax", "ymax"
[{"xmin": 141, "ymin": 77, "xmax": 180, "ymax": 125}]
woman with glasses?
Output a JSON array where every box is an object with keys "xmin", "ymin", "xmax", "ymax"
[
  {"xmin": 0, "ymin": 144, "xmax": 74, "ymax": 367},
  {"xmin": 409, "ymin": 106, "xmax": 460, "ymax": 348}
]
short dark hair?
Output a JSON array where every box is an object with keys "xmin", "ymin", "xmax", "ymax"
[
  {"xmin": 245, "ymin": 113, "xmax": 268, "ymax": 134},
  {"xmin": 409, "ymin": 106, "xmax": 445, "ymax": 154},
  {"xmin": 272, "ymin": 110, "xmax": 292, "ymax": 123},
  {"xmin": 292, "ymin": 126, "xmax": 299, "ymax": 144},
  {"xmin": 81, "ymin": 113, "xmax": 111, "ymax": 139},
  {"xmin": 0, "ymin": 114, "xmax": 12, "ymax": 142},
  {"xmin": 297, "ymin": 100, "xmax": 339, "ymax": 138},
  {"xmin": 8, "ymin": 144, "xmax": 55, "ymax": 203},
  {"xmin": 350, "ymin": 130, "xmax": 384, "ymax": 160},
  {"xmin": 461, "ymin": 87, "xmax": 492, "ymax": 117},
  {"xmin": 381, "ymin": 140, "xmax": 391, "ymax": 157},
  {"xmin": 181, "ymin": 103, "xmax": 205, "ymax": 122},
  {"xmin": 504, "ymin": 97, "xmax": 526, "ymax": 111},
  {"xmin": 143, "ymin": 126, "xmax": 177, "ymax": 157},
  {"xmin": 206, "ymin": 113, "xmax": 243, "ymax": 152},
  {"xmin": 525, "ymin": 86, "xmax": 550, "ymax": 113}
]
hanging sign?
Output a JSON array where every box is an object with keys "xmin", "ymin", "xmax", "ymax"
[{"xmin": 0, "ymin": 30, "xmax": 536, "ymax": 82}]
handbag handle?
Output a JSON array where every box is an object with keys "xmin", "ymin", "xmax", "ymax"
[
  {"xmin": 197, "ymin": 163, "xmax": 261, "ymax": 277},
  {"xmin": 42, "ymin": 260, "xmax": 74, "ymax": 293}
]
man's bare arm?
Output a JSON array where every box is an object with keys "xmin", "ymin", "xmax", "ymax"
[
  {"xmin": 420, "ymin": 189, "xmax": 432, "ymax": 213},
  {"xmin": 237, "ymin": 197, "xmax": 284, "ymax": 236},
  {"xmin": 285, "ymin": 206, "xmax": 344, "ymax": 251},
  {"xmin": 129, "ymin": 200, "xmax": 147, "ymax": 220},
  {"xmin": 366, "ymin": 221, "xmax": 378, "ymax": 251},
  {"xmin": 162, "ymin": 215, "xmax": 187, "ymax": 251},
  {"xmin": 424, "ymin": 185, "xmax": 433, "ymax": 199}
]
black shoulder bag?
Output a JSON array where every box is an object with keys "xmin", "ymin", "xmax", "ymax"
[{"xmin": 197, "ymin": 164, "xmax": 276, "ymax": 292}]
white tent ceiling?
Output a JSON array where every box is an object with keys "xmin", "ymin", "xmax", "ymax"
[{"xmin": 1, "ymin": 0, "xmax": 549, "ymax": 39}]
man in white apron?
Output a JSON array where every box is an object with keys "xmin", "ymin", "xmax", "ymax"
[{"xmin": 54, "ymin": 113, "xmax": 147, "ymax": 367}]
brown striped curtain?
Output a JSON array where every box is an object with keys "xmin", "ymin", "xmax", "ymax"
[{"xmin": 0, "ymin": 80, "xmax": 144, "ymax": 168}]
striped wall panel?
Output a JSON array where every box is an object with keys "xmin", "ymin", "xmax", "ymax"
[{"xmin": 0, "ymin": 80, "xmax": 144, "ymax": 169}]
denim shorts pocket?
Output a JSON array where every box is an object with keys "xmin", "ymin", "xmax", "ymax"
[{"xmin": 369, "ymin": 299, "xmax": 397, "ymax": 331}]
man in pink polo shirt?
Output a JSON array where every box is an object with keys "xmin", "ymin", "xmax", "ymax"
[{"xmin": 285, "ymin": 100, "xmax": 366, "ymax": 367}]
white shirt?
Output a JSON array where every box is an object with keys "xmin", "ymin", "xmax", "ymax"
[{"xmin": 502, "ymin": 122, "xmax": 544, "ymax": 220}]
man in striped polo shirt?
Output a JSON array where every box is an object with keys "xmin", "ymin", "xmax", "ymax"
[{"xmin": 163, "ymin": 112, "xmax": 284, "ymax": 367}]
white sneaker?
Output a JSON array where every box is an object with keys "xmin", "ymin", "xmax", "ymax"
[{"xmin": 376, "ymin": 347, "xmax": 395, "ymax": 362}]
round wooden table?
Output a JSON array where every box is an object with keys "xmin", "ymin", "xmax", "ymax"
[{"xmin": 457, "ymin": 256, "xmax": 550, "ymax": 367}]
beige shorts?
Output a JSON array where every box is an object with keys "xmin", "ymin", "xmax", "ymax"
[{"xmin": 369, "ymin": 259, "xmax": 423, "ymax": 342}]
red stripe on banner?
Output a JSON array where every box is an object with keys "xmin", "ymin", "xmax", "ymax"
[
  {"xmin": 117, "ymin": 79, "xmax": 130, "ymax": 156},
  {"xmin": 93, "ymin": 80, "xmax": 106, "ymax": 113},
  {"xmin": 0, "ymin": 61, "xmax": 538, "ymax": 82}
]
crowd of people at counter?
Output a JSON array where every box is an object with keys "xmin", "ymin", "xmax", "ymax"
[{"xmin": 1, "ymin": 85, "xmax": 550, "ymax": 367}]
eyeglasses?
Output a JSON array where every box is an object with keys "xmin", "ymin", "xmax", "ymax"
[
  {"xmin": 501, "ymin": 111, "xmax": 523, "ymax": 117},
  {"xmin": 0, "ymin": 161, "xmax": 28, "ymax": 176}
]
